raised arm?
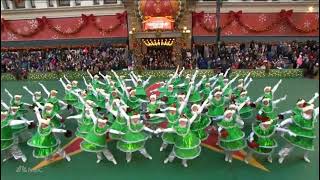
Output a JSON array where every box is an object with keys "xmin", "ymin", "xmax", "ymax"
[
  {"xmin": 244, "ymin": 78, "xmax": 253, "ymax": 89},
  {"xmin": 71, "ymin": 91, "xmax": 85, "ymax": 105},
  {"xmin": 143, "ymin": 126, "xmax": 155, "ymax": 133},
  {"xmin": 143, "ymin": 76, "xmax": 152, "ymax": 87},
  {"xmin": 272, "ymin": 79, "xmax": 282, "ymax": 94},
  {"xmin": 99, "ymin": 71, "xmax": 111, "ymax": 85},
  {"xmin": 38, "ymin": 83, "xmax": 50, "ymax": 96},
  {"xmin": 191, "ymin": 70, "xmax": 199, "ymax": 82},
  {"xmin": 83, "ymin": 77, "xmax": 89, "ymax": 87},
  {"xmin": 87, "ymin": 69, "xmax": 93, "ymax": 80},
  {"xmin": 63, "ymin": 75, "xmax": 71, "ymax": 84},
  {"xmin": 4, "ymin": 88, "xmax": 13, "ymax": 100},
  {"xmin": 210, "ymin": 79, "xmax": 219, "ymax": 88},
  {"xmin": 23, "ymin": 86, "xmax": 34, "ymax": 96},
  {"xmin": 149, "ymin": 113, "xmax": 166, "ymax": 118},
  {"xmin": 224, "ymin": 68, "xmax": 230, "ymax": 78},
  {"xmin": 130, "ymin": 71, "xmax": 139, "ymax": 82},
  {"xmin": 276, "ymin": 127, "xmax": 296, "ymax": 137},
  {"xmin": 237, "ymin": 101, "xmax": 248, "ymax": 112},
  {"xmin": 314, "ymin": 107, "xmax": 319, "ymax": 119},
  {"xmin": 222, "ymin": 75, "xmax": 239, "ymax": 93},
  {"xmin": 59, "ymin": 78, "xmax": 67, "ymax": 90},
  {"xmin": 308, "ymin": 92, "xmax": 319, "ymax": 104},
  {"xmin": 244, "ymin": 72, "xmax": 251, "ymax": 83},
  {"xmin": 89, "ymin": 110, "xmax": 98, "ymax": 125},
  {"xmin": 67, "ymin": 114, "xmax": 82, "ymax": 120},
  {"xmin": 189, "ymin": 113, "xmax": 199, "ymax": 125},
  {"xmin": 279, "ymin": 118, "xmax": 293, "ymax": 127},
  {"xmin": 1, "ymin": 100, "xmax": 10, "ymax": 110},
  {"xmin": 178, "ymin": 85, "xmax": 193, "ymax": 114},
  {"xmin": 199, "ymin": 93, "xmax": 212, "ymax": 112},
  {"xmin": 34, "ymin": 107, "xmax": 43, "ymax": 122},
  {"xmin": 178, "ymin": 66, "xmax": 184, "ymax": 77},
  {"xmin": 273, "ymin": 95, "xmax": 287, "ymax": 105},
  {"xmin": 209, "ymin": 74, "xmax": 218, "ymax": 82},
  {"xmin": 196, "ymin": 76, "xmax": 205, "ymax": 90}
]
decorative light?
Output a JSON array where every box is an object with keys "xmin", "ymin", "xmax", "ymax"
[
  {"xmin": 142, "ymin": 38, "xmax": 175, "ymax": 47},
  {"xmin": 308, "ymin": 6, "xmax": 314, "ymax": 12}
]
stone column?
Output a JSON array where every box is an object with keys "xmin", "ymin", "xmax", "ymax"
[
  {"xmin": 25, "ymin": 0, "xmax": 32, "ymax": 8},
  {"xmin": 81, "ymin": 0, "xmax": 94, "ymax": 6},
  {"xmin": 7, "ymin": 0, "xmax": 16, "ymax": 9},
  {"xmin": 70, "ymin": 0, "xmax": 76, "ymax": 7},
  {"xmin": 99, "ymin": 0, "xmax": 104, "ymax": 5},
  {"xmin": 117, "ymin": 0, "xmax": 122, "ymax": 4},
  {"xmin": 1, "ymin": 0, "xmax": 8, "ymax": 10},
  {"xmin": 52, "ymin": 0, "xmax": 58, "ymax": 7}
]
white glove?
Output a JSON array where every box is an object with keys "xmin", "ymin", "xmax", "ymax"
[
  {"xmin": 288, "ymin": 131, "xmax": 296, "ymax": 137},
  {"xmin": 249, "ymin": 136, "xmax": 254, "ymax": 142},
  {"xmin": 281, "ymin": 95, "xmax": 287, "ymax": 101}
]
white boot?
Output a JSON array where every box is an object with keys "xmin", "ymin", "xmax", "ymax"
[
  {"xmin": 126, "ymin": 152, "xmax": 132, "ymax": 163},
  {"xmin": 304, "ymin": 152, "xmax": 310, "ymax": 163},
  {"xmin": 139, "ymin": 148, "xmax": 152, "ymax": 160},
  {"xmin": 96, "ymin": 152, "xmax": 103, "ymax": 163},
  {"xmin": 267, "ymin": 155, "xmax": 273, "ymax": 163},
  {"xmin": 182, "ymin": 160, "xmax": 188, "ymax": 167},
  {"xmin": 160, "ymin": 143, "xmax": 168, "ymax": 152},
  {"xmin": 103, "ymin": 149, "xmax": 117, "ymax": 165}
]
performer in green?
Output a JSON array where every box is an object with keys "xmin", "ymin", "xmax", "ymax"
[
  {"xmin": 244, "ymin": 119, "xmax": 296, "ymax": 164},
  {"xmin": 256, "ymin": 95, "xmax": 287, "ymax": 125},
  {"xmin": 146, "ymin": 94, "xmax": 165, "ymax": 125},
  {"xmin": 36, "ymin": 103, "xmax": 65, "ymax": 128},
  {"xmin": 118, "ymin": 105, "xmax": 155, "ymax": 163},
  {"xmin": 217, "ymin": 109, "xmax": 246, "ymax": 163},
  {"xmin": 27, "ymin": 107, "xmax": 72, "ymax": 161},
  {"xmin": 23, "ymin": 86, "xmax": 46, "ymax": 107},
  {"xmin": 38, "ymin": 83, "xmax": 68, "ymax": 113},
  {"xmin": 255, "ymin": 79, "xmax": 282, "ymax": 103},
  {"xmin": 80, "ymin": 109, "xmax": 123, "ymax": 164},
  {"xmin": 278, "ymin": 104, "xmax": 319, "ymax": 164},
  {"xmin": 1, "ymin": 111, "xmax": 32, "ymax": 163},
  {"xmin": 4, "ymin": 89, "xmax": 30, "ymax": 115}
]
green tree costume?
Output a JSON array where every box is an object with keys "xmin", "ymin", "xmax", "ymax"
[
  {"xmin": 109, "ymin": 115, "xmax": 128, "ymax": 140},
  {"xmin": 283, "ymin": 114, "xmax": 316, "ymax": 151},
  {"xmin": 218, "ymin": 119, "xmax": 246, "ymax": 151},
  {"xmin": 173, "ymin": 124, "xmax": 201, "ymax": 160},
  {"xmin": 147, "ymin": 102, "xmax": 164, "ymax": 124},
  {"xmin": 161, "ymin": 113, "xmax": 179, "ymax": 144},
  {"xmin": 1, "ymin": 118, "xmax": 14, "ymax": 151},
  {"xmin": 76, "ymin": 113, "xmax": 94, "ymax": 138},
  {"xmin": 248, "ymin": 124, "xmax": 277, "ymax": 155},
  {"xmin": 117, "ymin": 123, "xmax": 150, "ymax": 153},
  {"xmin": 237, "ymin": 97, "xmax": 253, "ymax": 119},
  {"xmin": 27, "ymin": 126, "xmax": 61, "ymax": 158},
  {"xmin": 190, "ymin": 114, "xmax": 211, "ymax": 141},
  {"xmin": 42, "ymin": 110, "xmax": 62, "ymax": 128},
  {"xmin": 207, "ymin": 97, "xmax": 225, "ymax": 117},
  {"xmin": 80, "ymin": 123, "xmax": 110, "ymax": 152}
]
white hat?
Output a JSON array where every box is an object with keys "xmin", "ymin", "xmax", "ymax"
[
  {"xmin": 262, "ymin": 98, "xmax": 270, "ymax": 103},
  {"xmin": 179, "ymin": 118, "xmax": 188, "ymax": 122},
  {"xmin": 14, "ymin": 95, "xmax": 22, "ymax": 99},
  {"xmin": 131, "ymin": 114, "xmax": 140, "ymax": 119},
  {"xmin": 113, "ymin": 98, "xmax": 120, "ymax": 104},
  {"xmin": 11, "ymin": 106, "xmax": 19, "ymax": 110},
  {"xmin": 214, "ymin": 91, "xmax": 223, "ymax": 96},
  {"xmin": 240, "ymin": 91, "xmax": 247, "ymax": 96},
  {"xmin": 191, "ymin": 104, "xmax": 200, "ymax": 111},
  {"xmin": 214, "ymin": 86, "xmax": 221, "ymax": 91},
  {"xmin": 238, "ymin": 79, "xmax": 244, "ymax": 83},
  {"xmin": 1, "ymin": 111, "xmax": 8, "ymax": 116},
  {"xmin": 303, "ymin": 104, "xmax": 314, "ymax": 112},
  {"xmin": 126, "ymin": 86, "xmax": 132, "ymax": 90},
  {"xmin": 296, "ymin": 99, "xmax": 306, "ymax": 105},
  {"xmin": 129, "ymin": 89, "xmax": 136, "ymax": 94},
  {"xmin": 237, "ymin": 84, "xmax": 243, "ymax": 88},
  {"xmin": 45, "ymin": 103, "xmax": 53, "ymax": 108},
  {"xmin": 168, "ymin": 85, "xmax": 174, "ymax": 88},
  {"xmin": 34, "ymin": 91, "xmax": 41, "ymax": 96},
  {"xmin": 66, "ymin": 84, "xmax": 72, "ymax": 88},
  {"xmin": 98, "ymin": 118, "xmax": 107, "ymax": 123},
  {"xmin": 177, "ymin": 94, "xmax": 185, "ymax": 99},
  {"xmin": 224, "ymin": 110, "xmax": 235, "ymax": 117},
  {"xmin": 205, "ymin": 83, "xmax": 210, "ymax": 86},
  {"xmin": 223, "ymin": 78, "xmax": 229, "ymax": 82},
  {"xmin": 186, "ymin": 74, "xmax": 190, "ymax": 79},
  {"xmin": 86, "ymin": 100, "xmax": 95, "ymax": 106},
  {"xmin": 264, "ymin": 86, "xmax": 272, "ymax": 92},
  {"xmin": 150, "ymin": 94, "xmax": 157, "ymax": 100},
  {"xmin": 40, "ymin": 118, "xmax": 51, "ymax": 125},
  {"xmin": 229, "ymin": 104, "xmax": 237, "ymax": 110},
  {"xmin": 166, "ymin": 107, "xmax": 176, "ymax": 111},
  {"xmin": 50, "ymin": 90, "xmax": 58, "ymax": 94},
  {"xmin": 219, "ymin": 73, "xmax": 223, "ymax": 77},
  {"xmin": 72, "ymin": 81, "xmax": 78, "ymax": 85},
  {"xmin": 94, "ymin": 75, "xmax": 99, "ymax": 79}
]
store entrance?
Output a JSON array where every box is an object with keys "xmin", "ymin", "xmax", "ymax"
[{"xmin": 142, "ymin": 38, "xmax": 175, "ymax": 70}]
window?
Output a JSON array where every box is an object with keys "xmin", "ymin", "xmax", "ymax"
[
  {"xmin": 75, "ymin": 0, "xmax": 81, "ymax": 6},
  {"xmin": 93, "ymin": 0, "xmax": 100, "ymax": 5},
  {"xmin": 48, "ymin": 0, "xmax": 54, "ymax": 7},
  {"xmin": 58, "ymin": 0, "xmax": 70, "ymax": 6},
  {"xmin": 30, "ymin": 0, "xmax": 36, "ymax": 8},
  {"xmin": 104, "ymin": 0, "xmax": 117, "ymax": 4},
  {"xmin": 15, "ymin": 0, "xmax": 25, "ymax": 8}
]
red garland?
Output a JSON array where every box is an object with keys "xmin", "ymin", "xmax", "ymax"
[
  {"xmin": 92, "ymin": 11, "xmax": 127, "ymax": 33},
  {"xmin": 2, "ymin": 18, "xmax": 44, "ymax": 37},
  {"xmin": 42, "ymin": 15, "xmax": 88, "ymax": 35}
]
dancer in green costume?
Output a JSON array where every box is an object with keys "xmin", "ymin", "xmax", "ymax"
[
  {"xmin": 37, "ymin": 103, "xmax": 65, "ymax": 128},
  {"xmin": 107, "ymin": 101, "xmax": 128, "ymax": 140},
  {"xmin": 217, "ymin": 109, "xmax": 247, "ymax": 163},
  {"xmin": 83, "ymin": 77, "xmax": 98, "ymax": 102},
  {"xmin": 23, "ymin": 86, "xmax": 46, "ymax": 107},
  {"xmin": 147, "ymin": 105, "xmax": 179, "ymax": 151},
  {"xmin": 146, "ymin": 94, "xmax": 165, "ymax": 125},
  {"xmin": 87, "ymin": 69, "xmax": 107, "ymax": 89},
  {"xmin": 279, "ymin": 92, "xmax": 319, "ymax": 118},
  {"xmin": 59, "ymin": 78, "xmax": 79, "ymax": 107},
  {"xmin": 129, "ymin": 71, "xmax": 151, "ymax": 100},
  {"xmin": 278, "ymin": 104, "xmax": 319, "ymax": 164},
  {"xmin": 156, "ymin": 110, "xmax": 204, "ymax": 167},
  {"xmin": 38, "ymin": 83, "xmax": 68, "ymax": 113},
  {"xmin": 1, "ymin": 111, "xmax": 32, "ymax": 163},
  {"xmin": 255, "ymin": 79, "xmax": 282, "ymax": 103},
  {"xmin": 4, "ymin": 89, "xmax": 30, "ymax": 115},
  {"xmin": 27, "ymin": 107, "xmax": 71, "ymax": 161},
  {"xmin": 244, "ymin": 119, "xmax": 296, "ymax": 164},
  {"xmin": 189, "ymin": 75, "xmax": 206, "ymax": 104},
  {"xmin": 118, "ymin": 106, "xmax": 155, "ymax": 163},
  {"xmin": 236, "ymin": 91, "xmax": 254, "ymax": 119},
  {"xmin": 80, "ymin": 109, "xmax": 122, "ymax": 164},
  {"xmin": 256, "ymin": 96, "xmax": 287, "ymax": 125}
]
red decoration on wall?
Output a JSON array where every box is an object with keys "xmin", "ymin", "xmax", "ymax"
[
  {"xmin": 1, "ymin": 11, "xmax": 128, "ymax": 40},
  {"xmin": 193, "ymin": 10, "xmax": 319, "ymax": 36}
]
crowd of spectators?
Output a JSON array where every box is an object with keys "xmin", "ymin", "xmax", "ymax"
[
  {"xmin": 142, "ymin": 48, "xmax": 176, "ymax": 70},
  {"xmin": 1, "ymin": 46, "xmax": 130, "ymax": 74},
  {"xmin": 1, "ymin": 40, "xmax": 319, "ymax": 79}
]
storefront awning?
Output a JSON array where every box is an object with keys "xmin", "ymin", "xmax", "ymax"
[{"xmin": 193, "ymin": 36, "xmax": 319, "ymax": 43}]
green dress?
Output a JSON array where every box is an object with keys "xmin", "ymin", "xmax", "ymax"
[
  {"xmin": 96, "ymin": 94, "xmax": 106, "ymax": 109},
  {"xmin": 42, "ymin": 110, "xmax": 62, "ymax": 128},
  {"xmin": 76, "ymin": 113, "xmax": 94, "ymax": 138},
  {"xmin": 257, "ymin": 104, "xmax": 277, "ymax": 125},
  {"xmin": 109, "ymin": 115, "xmax": 128, "ymax": 140},
  {"xmin": 85, "ymin": 90, "xmax": 97, "ymax": 102},
  {"xmin": 92, "ymin": 79, "xmax": 102, "ymax": 89},
  {"xmin": 35, "ymin": 97, "xmax": 46, "ymax": 106},
  {"xmin": 147, "ymin": 102, "xmax": 164, "ymax": 124},
  {"xmin": 237, "ymin": 97, "xmax": 253, "ymax": 119},
  {"xmin": 247, "ymin": 124, "xmax": 277, "ymax": 154},
  {"xmin": 207, "ymin": 98, "xmax": 225, "ymax": 117},
  {"xmin": 80, "ymin": 123, "xmax": 110, "ymax": 152},
  {"xmin": 135, "ymin": 85, "xmax": 147, "ymax": 99},
  {"xmin": 218, "ymin": 119, "xmax": 246, "ymax": 151},
  {"xmin": 6, "ymin": 113, "xmax": 27, "ymax": 135},
  {"xmin": 263, "ymin": 92, "xmax": 273, "ymax": 100},
  {"xmin": 47, "ymin": 96, "xmax": 61, "ymax": 113},
  {"xmin": 63, "ymin": 90, "xmax": 78, "ymax": 105},
  {"xmin": 117, "ymin": 123, "xmax": 150, "ymax": 153},
  {"xmin": 191, "ymin": 114, "xmax": 211, "ymax": 141},
  {"xmin": 125, "ymin": 96, "xmax": 140, "ymax": 111},
  {"xmin": 10, "ymin": 100, "xmax": 28, "ymax": 115},
  {"xmin": 283, "ymin": 114, "xmax": 316, "ymax": 151},
  {"xmin": 27, "ymin": 126, "xmax": 60, "ymax": 158},
  {"xmin": 160, "ymin": 88, "xmax": 177, "ymax": 106},
  {"xmin": 200, "ymin": 87, "xmax": 211, "ymax": 100},
  {"xmin": 189, "ymin": 88, "xmax": 202, "ymax": 104},
  {"xmin": 161, "ymin": 113, "xmax": 179, "ymax": 144},
  {"xmin": 173, "ymin": 124, "xmax": 201, "ymax": 160},
  {"xmin": 1, "ymin": 118, "xmax": 14, "ymax": 151}
]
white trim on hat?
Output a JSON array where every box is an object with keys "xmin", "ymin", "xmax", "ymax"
[
  {"xmin": 214, "ymin": 91, "xmax": 223, "ymax": 96},
  {"xmin": 264, "ymin": 86, "xmax": 272, "ymax": 92},
  {"xmin": 14, "ymin": 95, "xmax": 22, "ymax": 98},
  {"xmin": 166, "ymin": 107, "xmax": 177, "ymax": 111},
  {"xmin": 303, "ymin": 104, "xmax": 314, "ymax": 112},
  {"xmin": 131, "ymin": 114, "xmax": 140, "ymax": 119},
  {"xmin": 229, "ymin": 104, "xmax": 237, "ymax": 110},
  {"xmin": 191, "ymin": 104, "xmax": 200, "ymax": 111},
  {"xmin": 98, "ymin": 118, "xmax": 107, "ymax": 123},
  {"xmin": 224, "ymin": 110, "xmax": 235, "ymax": 117},
  {"xmin": 150, "ymin": 94, "xmax": 157, "ymax": 100},
  {"xmin": 1, "ymin": 111, "xmax": 8, "ymax": 115},
  {"xmin": 40, "ymin": 118, "xmax": 51, "ymax": 125},
  {"xmin": 214, "ymin": 86, "xmax": 221, "ymax": 91},
  {"xmin": 45, "ymin": 103, "xmax": 53, "ymax": 108},
  {"xmin": 296, "ymin": 99, "xmax": 306, "ymax": 105},
  {"xmin": 240, "ymin": 91, "xmax": 247, "ymax": 96},
  {"xmin": 179, "ymin": 118, "xmax": 188, "ymax": 122}
]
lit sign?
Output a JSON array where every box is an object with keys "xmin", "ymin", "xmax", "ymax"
[{"xmin": 143, "ymin": 17, "xmax": 174, "ymax": 31}]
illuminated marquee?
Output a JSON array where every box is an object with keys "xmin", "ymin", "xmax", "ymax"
[{"xmin": 143, "ymin": 17, "xmax": 174, "ymax": 31}]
